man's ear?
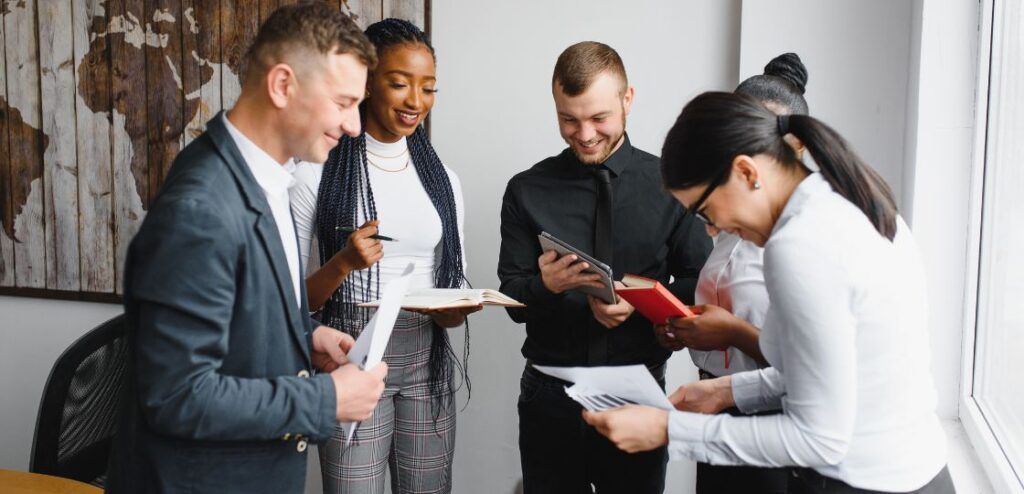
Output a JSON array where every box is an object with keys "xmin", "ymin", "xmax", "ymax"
[
  {"xmin": 266, "ymin": 63, "xmax": 296, "ymax": 109},
  {"xmin": 622, "ymin": 85, "xmax": 635, "ymax": 116}
]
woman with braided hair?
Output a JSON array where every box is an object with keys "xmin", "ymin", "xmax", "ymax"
[{"xmin": 290, "ymin": 17, "xmax": 475, "ymax": 494}]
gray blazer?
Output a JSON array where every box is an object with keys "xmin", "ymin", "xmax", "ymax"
[{"xmin": 107, "ymin": 113, "xmax": 336, "ymax": 493}]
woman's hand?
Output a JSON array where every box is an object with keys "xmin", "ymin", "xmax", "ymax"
[
  {"xmin": 329, "ymin": 220, "xmax": 384, "ymax": 273},
  {"xmin": 410, "ymin": 305, "xmax": 483, "ymax": 328},
  {"xmin": 668, "ymin": 376, "xmax": 734, "ymax": 414},
  {"xmin": 654, "ymin": 323, "xmax": 686, "ymax": 351},
  {"xmin": 582, "ymin": 405, "xmax": 669, "ymax": 453},
  {"xmin": 665, "ymin": 304, "xmax": 744, "ymax": 352}
]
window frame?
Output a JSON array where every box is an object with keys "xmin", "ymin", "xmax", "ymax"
[{"xmin": 960, "ymin": 0, "xmax": 1024, "ymax": 491}]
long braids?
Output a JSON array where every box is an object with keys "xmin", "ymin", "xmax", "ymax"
[{"xmin": 316, "ymin": 18, "xmax": 470, "ymax": 419}]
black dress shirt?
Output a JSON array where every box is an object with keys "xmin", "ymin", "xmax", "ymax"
[{"xmin": 498, "ymin": 135, "xmax": 712, "ymax": 367}]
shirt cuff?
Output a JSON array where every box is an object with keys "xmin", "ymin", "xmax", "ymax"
[
  {"xmin": 731, "ymin": 368, "xmax": 783, "ymax": 414},
  {"xmin": 667, "ymin": 411, "xmax": 712, "ymax": 463},
  {"xmin": 527, "ymin": 274, "xmax": 563, "ymax": 303},
  {"xmin": 309, "ymin": 373, "xmax": 338, "ymax": 443}
]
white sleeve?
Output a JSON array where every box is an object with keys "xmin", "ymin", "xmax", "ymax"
[
  {"xmin": 667, "ymin": 237, "xmax": 857, "ymax": 468},
  {"xmin": 731, "ymin": 367, "xmax": 785, "ymax": 413},
  {"xmin": 289, "ymin": 162, "xmax": 322, "ymax": 272}
]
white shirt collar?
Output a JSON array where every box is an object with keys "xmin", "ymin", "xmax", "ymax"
[
  {"xmin": 771, "ymin": 172, "xmax": 829, "ymax": 237},
  {"xmin": 222, "ymin": 113, "xmax": 296, "ymax": 195}
]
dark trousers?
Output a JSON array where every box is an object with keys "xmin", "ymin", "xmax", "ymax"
[
  {"xmin": 518, "ymin": 364, "xmax": 668, "ymax": 494},
  {"xmin": 789, "ymin": 466, "xmax": 955, "ymax": 494},
  {"xmin": 697, "ymin": 460, "xmax": 788, "ymax": 494},
  {"xmin": 696, "ymin": 370, "xmax": 789, "ymax": 494}
]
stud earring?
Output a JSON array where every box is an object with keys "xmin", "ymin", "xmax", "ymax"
[{"xmin": 753, "ymin": 181, "xmax": 761, "ymax": 190}]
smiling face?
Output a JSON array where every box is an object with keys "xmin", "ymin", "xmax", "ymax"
[
  {"xmin": 553, "ymin": 71, "xmax": 633, "ymax": 165},
  {"xmin": 279, "ymin": 51, "xmax": 367, "ymax": 163},
  {"xmin": 364, "ymin": 43, "xmax": 436, "ymax": 143},
  {"xmin": 670, "ymin": 154, "xmax": 779, "ymax": 247}
]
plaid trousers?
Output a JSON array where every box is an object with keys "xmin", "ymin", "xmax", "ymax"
[{"xmin": 319, "ymin": 311, "xmax": 456, "ymax": 494}]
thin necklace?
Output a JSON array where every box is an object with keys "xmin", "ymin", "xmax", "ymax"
[
  {"xmin": 366, "ymin": 146, "xmax": 409, "ymax": 160},
  {"xmin": 366, "ymin": 155, "xmax": 410, "ymax": 173}
]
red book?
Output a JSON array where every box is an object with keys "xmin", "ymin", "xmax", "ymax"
[{"xmin": 615, "ymin": 274, "xmax": 696, "ymax": 324}]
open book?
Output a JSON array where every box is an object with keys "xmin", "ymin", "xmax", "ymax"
[
  {"xmin": 358, "ymin": 288, "xmax": 526, "ymax": 310},
  {"xmin": 615, "ymin": 273, "xmax": 696, "ymax": 323}
]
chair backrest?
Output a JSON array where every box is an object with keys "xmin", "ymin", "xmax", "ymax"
[{"xmin": 30, "ymin": 314, "xmax": 128, "ymax": 486}]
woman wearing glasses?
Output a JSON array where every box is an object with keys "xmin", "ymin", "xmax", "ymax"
[
  {"xmin": 653, "ymin": 53, "xmax": 808, "ymax": 494},
  {"xmin": 583, "ymin": 91, "xmax": 954, "ymax": 493}
]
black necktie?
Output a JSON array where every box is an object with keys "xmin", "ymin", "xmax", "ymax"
[
  {"xmin": 594, "ymin": 168, "xmax": 613, "ymax": 265},
  {"xmin": 590, "ymin": 167, "xmax": 613, "ymax": 365}
]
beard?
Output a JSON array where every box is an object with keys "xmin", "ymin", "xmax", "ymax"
[{"xmin": 568, "ymin": 116, "xmax": 626, "ymax": 165}]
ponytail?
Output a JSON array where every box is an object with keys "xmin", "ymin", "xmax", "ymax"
[
  {"xmin": 661, "ymin": 91, "xmax": 898, "ymax": 241},
  {"xmin": 786, "ymin": 115, "xmax": 898, "ymax": 239}
]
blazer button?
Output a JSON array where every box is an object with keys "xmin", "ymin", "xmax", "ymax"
[
  {"xmin": 297, "ymin": 439, "xmax": 308, "ymax": 453},
  {"xmin": 297, "ymin": 369, "xmax": 310, "ymax": 378}
]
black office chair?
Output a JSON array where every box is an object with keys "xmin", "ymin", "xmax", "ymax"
[{"xmin": 30, "ymin": 314, "xmax": 128, "ymax": 487}]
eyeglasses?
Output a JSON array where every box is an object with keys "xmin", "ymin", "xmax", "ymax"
[{"xmin": 684, "ymin": 168, "xmax": 730, "ymax": 228}]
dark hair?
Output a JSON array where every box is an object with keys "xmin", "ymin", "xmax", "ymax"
[
  {"xmin": 735, "ymin": 53, "xmax": 809, "ymax": 115},
  {"xmin": 552, "ymin": 41, "xmax": 628, "ymax": 96},
  {"xmin": 315, "ymin": 18, "xmax": 469, "ymax": 415},
  {"xmin": 244, "ymin": 2, "xmax": 376, "ymax": 82},
  {"xmin": 661, "ymin": 92, "xmax": 898, "ymax": 240}
]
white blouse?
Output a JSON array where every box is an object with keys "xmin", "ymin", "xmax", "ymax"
[
  {"xmin": 689, "ymin": 231, "xmax": 768, "ymax": 377},
  {"xmin": 668, "ymin": 173, "xmax": 946, "ymax": 492},
  {"xmin": 289, "ymin": 133, "xmax": 466, "ymax": 302}
]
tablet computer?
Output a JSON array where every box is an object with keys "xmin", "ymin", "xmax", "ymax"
[{"xmin": 538, "ymin": 231, "xmax": 616, "ymax": 304}]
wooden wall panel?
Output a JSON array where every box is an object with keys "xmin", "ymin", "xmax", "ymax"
[
  {"xmin": 75, "ymin": 0, "xmax": 116, "ymax": 292},
  {"xmin": 0, "ymin": 0, "xmax": 428, "ymax": 301},
  {"xmin": 40, "ymin": 0, "xmax": 82, "ymax": 291},
  {"xmin": 5, "ymin": 0, "xmax": 47, "ymax": 289},
  {"xmin": 344, "ymin": 0, "xmax": 383, "ymax": 29},
  {"xmin": 0, "ymin": 15, "xmax": 14, "ymax": 287}
]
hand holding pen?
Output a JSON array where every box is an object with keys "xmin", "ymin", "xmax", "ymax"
[{"xmin": 329, "ymin": 220, "xmax": 386, "ymax": 273}]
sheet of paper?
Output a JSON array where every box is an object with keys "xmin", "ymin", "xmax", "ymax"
[
  {"xmin": 340, "ymin": 262, "xmax": 414, "ymax": 441},
  {"xmin": 532, "ymin": 364, "xmax": 674, "ymax": 411}
]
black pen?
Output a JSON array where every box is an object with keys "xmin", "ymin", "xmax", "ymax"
[{"xmin": 335, "ymin": 226, "xmax": 397, "ymax": 242}]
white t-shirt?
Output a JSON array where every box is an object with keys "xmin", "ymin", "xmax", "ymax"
[
  {"xmin": 668, "ymin": 173, "xmax": 946, "ymax": 492},
  {"xmin": 689, "ymin": 232, "xmax": 768, "ymax": 376},
  {"xmin": 290, "ymin": 133, "xmax": 466, "ymax": 302}
]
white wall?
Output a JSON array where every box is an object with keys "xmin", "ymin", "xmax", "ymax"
[
  {"xmin": 0, "ymin": 296, "xmax": 122, "ymax": 471},
  {"xmin": 739, "ymin": 0, "xmax": 914, "ymax": 210},
  {"xmin": 903, "ymin": 0, "xmax": 982, "ymax": 421}
]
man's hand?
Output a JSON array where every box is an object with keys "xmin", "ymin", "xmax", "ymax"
[
  {"xmin": 665, "ymin": 304, "xmax": 742, "ymax": 352},
  {"xmin": 311, "ymin": 326, "xmax": 354, "ymax": 372},
  {"xmin": 538, "ymin": 250, "xmax": 606, "ymax": 294},
  {"xmin": 329, "ymin": 220, "xmax": 384, "ymax": 274},
  {"xmin": 330, "ymin": 362, "xmax": 388, "ymax": 422},
  {"xmin": 582, "ymin": 405, "xmax": 669, "ymax": 453},
  {"xmin": 668, "ymin": 376, "xmax": 734, "ymax": 414},
  {"xmin": 587, "ymin": 281, "xmax": 634, "ymax": 329}
]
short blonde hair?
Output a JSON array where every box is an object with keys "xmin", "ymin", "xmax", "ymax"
[{"xmin": 552, "ymin": 41, "xmax": 627, "ymax": 96}]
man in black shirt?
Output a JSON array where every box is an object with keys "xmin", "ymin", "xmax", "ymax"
[{"xmin": 498, "ymin": 42, "xmax": 712, "ymax": 493}]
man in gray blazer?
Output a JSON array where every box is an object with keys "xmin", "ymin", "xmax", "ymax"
[{"xmin": 106, "ymin": 4, "xmax": 386, "ymax": 493}]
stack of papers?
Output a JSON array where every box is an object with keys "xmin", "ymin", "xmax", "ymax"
[{"xmin": 532, "ymin": 364, "xmax": 674, "ymax": 412}]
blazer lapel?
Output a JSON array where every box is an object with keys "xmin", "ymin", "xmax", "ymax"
[{"xmin": 206, "ymin": 112, "xmax": 312, "ymax": 363}]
